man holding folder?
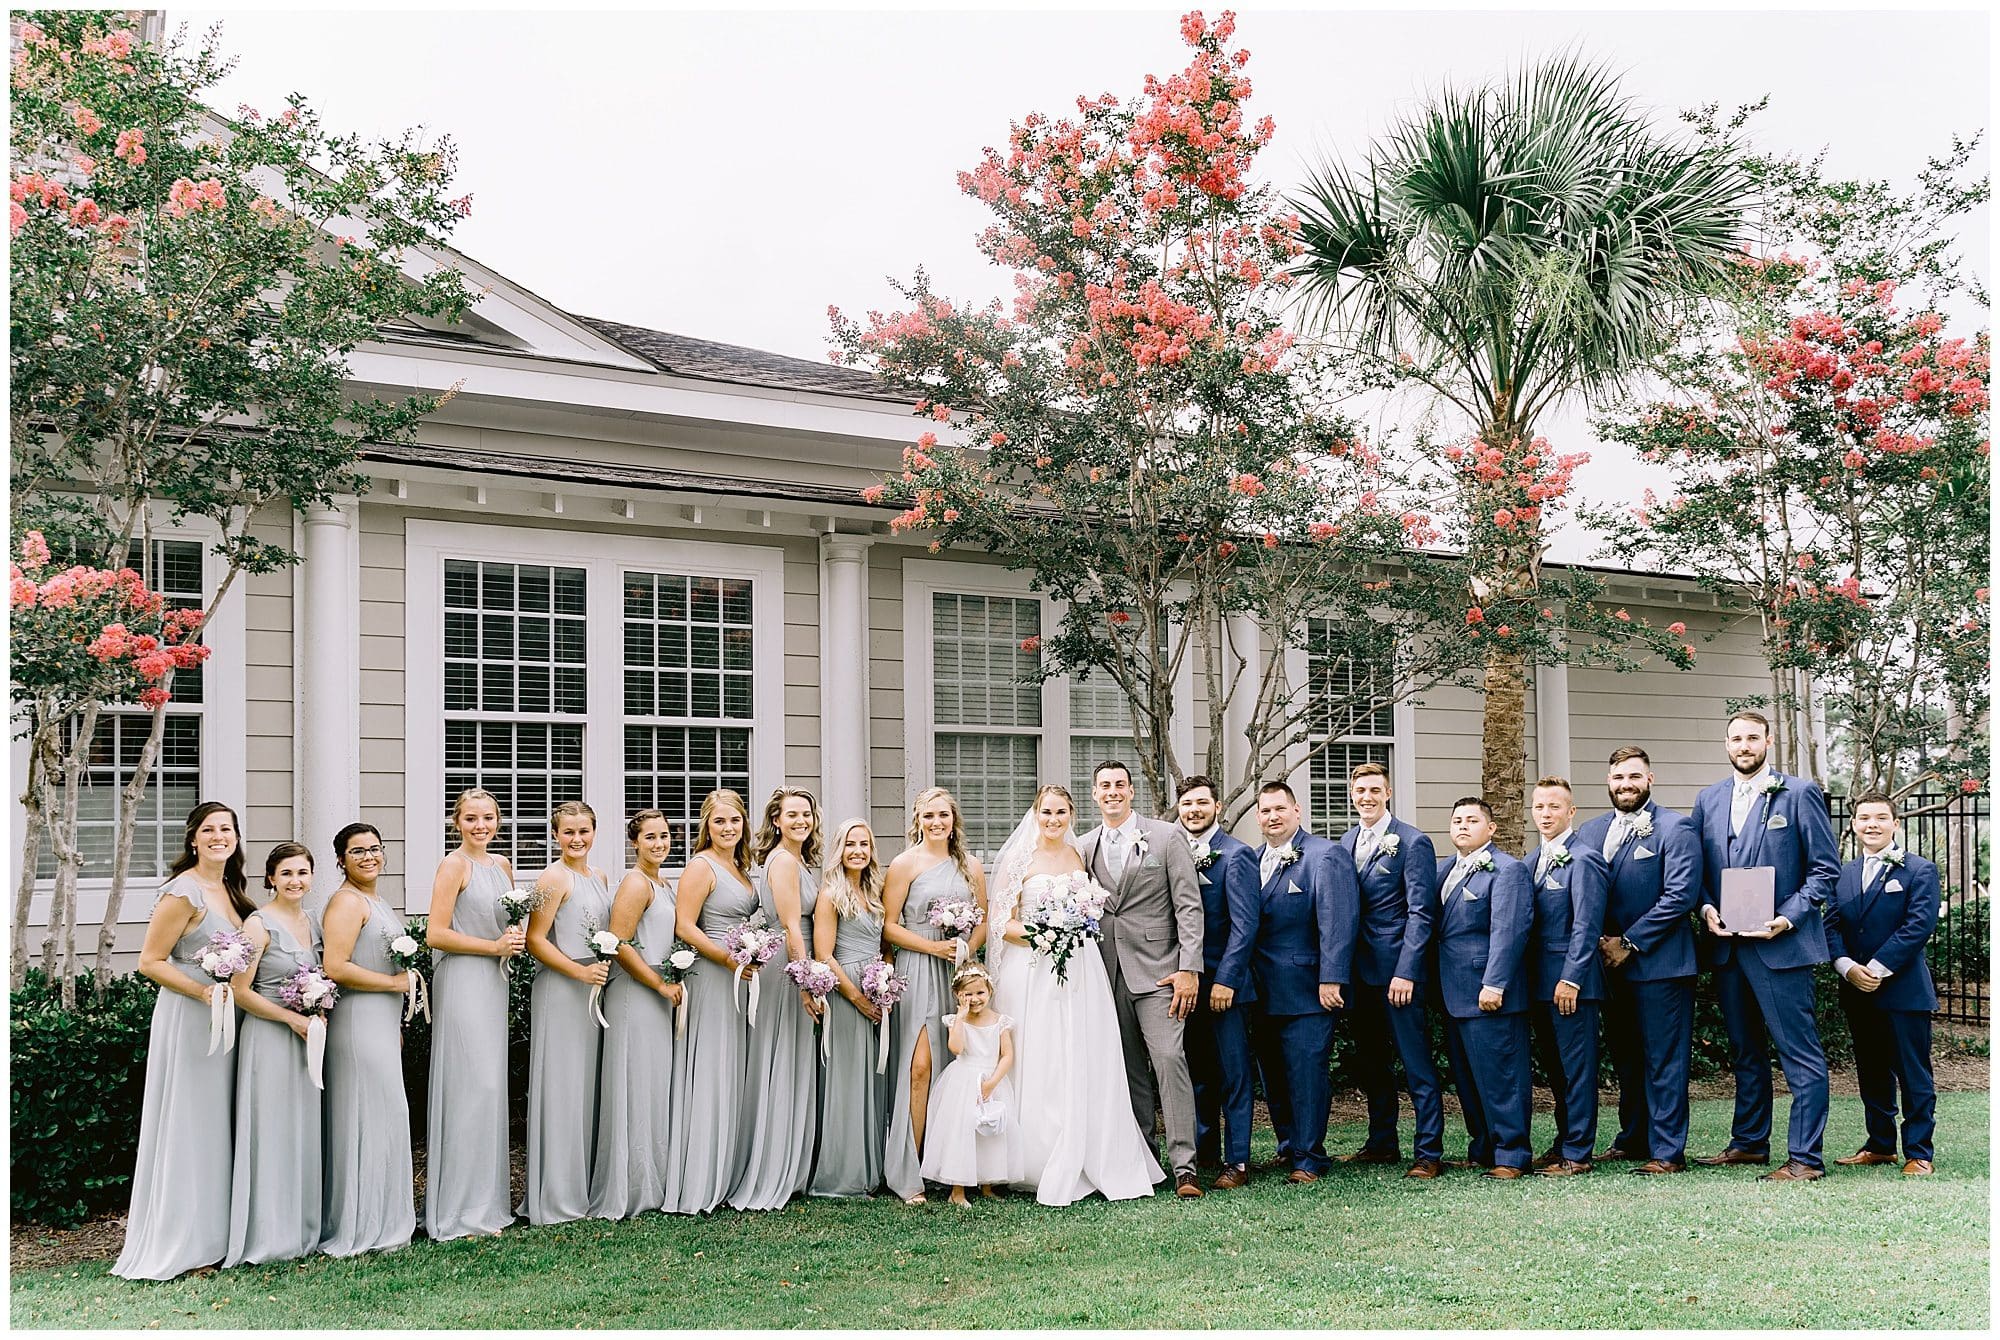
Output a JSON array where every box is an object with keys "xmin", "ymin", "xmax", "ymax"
[{"xmin": 1690, "ymin": 709, "xmax": 1842, "ymax": 1181}]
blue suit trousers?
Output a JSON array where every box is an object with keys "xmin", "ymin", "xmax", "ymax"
[
  {"xmin": 1603, "ymin": 973, "xmax": 1694, "ymax": 1162},
  {"xmin": 1348, "ymin": 981, "xmax": 1445, "ymax": 1161},
  {"xmin": 1840, "ymin": 987, "xmax": 1935, "ymax": 1163},
  {"xmin": 1252, "ymin": 1006, "xmax": 1336, "ymax": 1174},
  {"xmin": 1531, "ymin": 1000, "xmax": 1600, "ymax": 1162},
  {"xmin": 1187, "ymin": 999, "xmax": 1255, "ymax": 1167},
  {"xmin": 1715, "ymin": 951, "xmax": 1830, "ymax": 1168},
  {"xmin": 1442, "ymin": 1011, "xmax": 1532, "ymax": 1169}
]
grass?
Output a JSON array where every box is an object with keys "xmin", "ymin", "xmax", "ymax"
[{"xmin": 10, "ymin": 1092, "xmax": 1988, "ymax": 1330}]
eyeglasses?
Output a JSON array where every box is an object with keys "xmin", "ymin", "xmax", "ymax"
[{"xmin": 345, "ymin": 846, "xmax": 385, "ymax": 859}]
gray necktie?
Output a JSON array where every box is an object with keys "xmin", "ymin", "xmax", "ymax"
[
  {"xmin": 1602, "ymin": 815, "xmax": 1631, "ymax": 861},
  {"xmin": 1863, "ymin": 855, "xmax": 1882, "ymax": 890},
  {"xmin": 1106, "ymin": 826, "xmax": 1127, "ymax": 881},
  {"xmin": 1445, "ymin": 856, "xmax": 1474, "ymax": 897},
  {"xmin": 1356, "ymin": 826, "xmax": 1379, "ymax": 867}
]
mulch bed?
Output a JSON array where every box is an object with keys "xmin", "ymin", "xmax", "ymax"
[{"xmin": 16, "ymin": 1048, "xmax": 1987, "ymax": 1273}]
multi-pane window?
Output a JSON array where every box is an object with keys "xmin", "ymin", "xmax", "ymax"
[
  {"xmin": 932, "ymin": 593, "xmax": 1041, "ymax": 854},
  {"xmin": 441, "ymin": 559, "xmax": 588, "ymax": 868},
  {"xmin": 1068, "ymin": 671, "xmax": 1165, "ymax": 831},
  {"xmin": 34, "ymin": 538, "xmax": 207, "ymax": 881},
  {"xmin": 623, "ymin": 572, "xmax": 754, "ymax": 849},
  {"xmin": 1306, "ymin": 618, "xmax": 1396, "ymax": 834}
]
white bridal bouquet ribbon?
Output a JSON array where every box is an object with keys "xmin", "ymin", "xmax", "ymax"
[
  {"xmin": 723, "ymin": 915, "xmax": 785, "ymax": 1028},
  {"xmin": 387, "ymin": 931, "xmax": 430, "ymax": 1023},
  {"xmin": 280, "ymin": 966, "xmax": 340, "ymax": 1090},
  {"xmin": 584, "ymin": 928, "xmax": 627, "ymax": 1028},
  {"xmin": 661, "ymin": 944, "xmax": 698, "ymax": 1038},
  {"xmin": 197, "ymin": 930, "xmax": 252, "ymax": 1055},
  {"xmin": 860, "ymin": 960, "xmax": 908, "ymax": 1074}
]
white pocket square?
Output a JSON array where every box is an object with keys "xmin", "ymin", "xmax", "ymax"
[
  {"xmin": 1545, "ymin": 877, "xmax": 1565, "ymax": 890},
  {"xmin": 1634, "ymin": 845, "xmax": 1656, "ymax": 861},
  {"xmin": 1767, "ymin": 814, "xmax": 1789, "ymax": 829},
  {"xmin": 1886, "ymin": 879, "xmax": 1904, "ymax": 893},
  {"xmin": 1286, "ymin": 881, "xmax": 1304, "ymax": 896},
  {"xmin": 1463, "ymin": 889, "xmax": 1483, "ymax": 901}
]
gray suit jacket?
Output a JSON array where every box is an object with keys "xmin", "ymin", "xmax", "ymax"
[{"xmin": 1080, "ymin": 815, "xmax": 1204, "ymax": 994}]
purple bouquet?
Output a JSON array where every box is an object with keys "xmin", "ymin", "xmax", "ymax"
[
  {"xmin": 278, "ymin": 965, "xmax": 339, "ymax": 1091},
  {"xmin": 197, "ymin": 929, "xmax": 253, "ymax": 1055},
  {"xmin": 927, "ymin": 897, "xmax": 984, "ymax": 964},
  {"xmin": 860, "ymin": 959, "xmax": 909, "ymax": 1074},
  {"xmin": 722, "ymin": 910, "xmax": 786, "ymax": 1026}
]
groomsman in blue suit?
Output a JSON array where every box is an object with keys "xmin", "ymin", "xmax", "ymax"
[
  {"xmin": 1522, "ymin": 776, "xmax": 1611, "ymax": 1176},
  {"xmin": 1573, "ymin": 745, "xmax": 1702, "ymax": 1175},
  {"xmin": 1431, "ymin": 797, "xmax": 1535, "ymax": 1178},
  {"xmin": 1690, "ymin": 709, "xmax": 1841, "ymax": 1181},
  {"xmin": 1332, "ymin": 760, "xmax": 1447, "ymax": 1178},
  {"xmin": 1237, "ymin": 780, "xmax": 1359, "ymax": 1183},
  {"xmin": 1825, "ymin": 791, "xmax": 1942, "ymax": 1176},
  {"xmin": 1174, "ymin": 774, "xmax": 1260, "ymax": 1190}
]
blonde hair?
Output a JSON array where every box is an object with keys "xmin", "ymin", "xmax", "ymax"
[
  {"xmin": 550, "ymin": 799, "xmax": 597, "ymax": 831},
  {"xmin": 822, "ymin": 818, "xmax": 885, "ymax": 920},
  {"xmin": 692, "ymin": 788, "xmax": 751, "ymax": 877},
  {"xmin": 1033, "ymin": 783, "xmax": 1075, "ymax": 814},
  {"xmin": 952, "ymin": 961, "xmax": 995, "ymax": 998},
  {"xmin": 754, "ymin": 786, "xmax": 823, "ymax": 869},
  {"xmin": 908, "ymin": 786, "xmax": 972, "ymax": 883},
  {"xmin": 450, "ymin": 787, "xmax": 499, "ymax": 827}
]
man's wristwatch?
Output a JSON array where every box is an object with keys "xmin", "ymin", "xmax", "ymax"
[{"xmin": 1618, "ymin": 936, "xmax": 1638, "ymax": 955}]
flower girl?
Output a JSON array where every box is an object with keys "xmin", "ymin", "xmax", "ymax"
[{"xmin": 920, "ymin": 963, "xmax": 1020, "ymax": 1205}]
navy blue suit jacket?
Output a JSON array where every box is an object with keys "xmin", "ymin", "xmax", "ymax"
[
  {"xmin": 1430, "ymin": 845, "xmax": 1533, "ymax": 1019},
  {"xmin": 1691, "ymin": 772, "xmax": 1839, "ymax": 970},
  {"xmin": 1524, "ymin": 835, "xmax": 1611, "ymax": 1002},
  {"xmin": 1190, "ymin": 827, "xmax": 1256, "ymax": 998},
  {"xmin": 1339, "ymin": 816, "xmax": 1438, "ymax": 985},
  {"xmin": 1824, "ymin": 851, "xmax": 1941, "ymax": 1012},
  {"xmin": 1239, "ymin": 830, "xmax": 1359, "ymax": 1016},
  {"xmin": 1570, "ymin": 800, "xmax": 1701, "ymax": 982}
]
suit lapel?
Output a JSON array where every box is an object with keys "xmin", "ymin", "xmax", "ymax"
[
  {"xmin": 1609, "ymin": 815, "xmax": 1642, "ymax": 881},
  {"xmin": 1855, "ymin": 857, "xmax": 1891, "ymax": 920}
]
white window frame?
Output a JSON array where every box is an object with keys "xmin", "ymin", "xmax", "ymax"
[
  {"xmin": 901, "ymin": 559, "xmax": 1197, "ymax": 842},
  {"xmin": 1284, "ymin": 623, "xmax": 1417, "ymax": 835},
  {"xmin": 405, "ymin": 519, "xmax": 785, "ymax": 902},
  {"xmin": 9, "ymin": 507, "xmax": 248, "ymax": 924}
]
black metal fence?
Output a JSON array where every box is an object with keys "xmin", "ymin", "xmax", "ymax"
[{"xmin": 1827, "ymin": 787, "xmax": 1989, "ymax": 1026}]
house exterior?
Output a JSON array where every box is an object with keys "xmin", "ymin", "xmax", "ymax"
[{"xmin": 13, "ymin": 245, "xmax": 1781, "ymax": 959}]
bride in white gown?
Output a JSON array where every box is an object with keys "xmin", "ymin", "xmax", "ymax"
[{"xmin": 987, "ymin": 785, "xmax": 1166, "ymax": 1205}]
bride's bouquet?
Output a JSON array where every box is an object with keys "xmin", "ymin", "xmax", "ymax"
[{"xmin": 1019, "ymin": 872, "xmax": 1109, "ymax": 986}]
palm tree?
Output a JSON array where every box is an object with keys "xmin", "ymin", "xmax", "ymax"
[{"xmin": 1291, "ymin": 54, "xmax": 1755, "ymax": 846}]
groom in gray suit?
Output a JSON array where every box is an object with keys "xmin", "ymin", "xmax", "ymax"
[{"xmin": 1078, "ymin": 760, "xmax": 1208, "ymax": 1198}]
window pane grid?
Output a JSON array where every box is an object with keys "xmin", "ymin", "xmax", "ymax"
[
  {"xmin": 36, "ymin": 714, "xmax": 201, "ymax": 880},
  {"xmin": 933, "ymin": 593, "xmax": 1040, "ymax": 728},
  {"xmin": 443, "ymin": 558, "xmax": 588, "ymax": 716},
  {"xmin": 1306, "ymin": 617, "xmax": 1395, "ymax": 832},
  {"xmin": 442, "ymin": 720, "xmax": 585, "ymax": 869},
  {"xmin": 124, "ymin": 538, "xmax": 206, "ymax": 703},
  {"xmin": 935, "ymin": 733, "xmax": 1038, "ymax": 857}
]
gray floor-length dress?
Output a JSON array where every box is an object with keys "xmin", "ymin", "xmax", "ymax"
[
  {"xmin": 224, "ymin": 912, "xmax": 325, "ymax": 1267},
  {"xmin": 112, "ymin": 877, "xmax": 241, "ymax": 1280},
  {"xmin": 320, "ymin": 892, "xmax": 416, "ymax": 1257},
  {"xmin": 521, "ymin": 869, "xmax": 612, "ymax": 1225},
  {"xmin": 664, "ymin": 852, "xmax": 758, "ymax": 1214},
  {"xmin": 425, "ymin": 858, "xmax": 515, "ymax": 1241},
  {"xmin": 728, "ymin": 860, "xmax": 822, "ymax": 1210},
  {"xmin": 883, "ymin": 859, "xmax": 968, "ymax": 1201},
  {"xmin": 589, "ymin": 873, "xmax": 679, "ymax": 1220},
  {"xmin": 808, "ymin": 898, "xmax": 889, "ymax": 1198}
]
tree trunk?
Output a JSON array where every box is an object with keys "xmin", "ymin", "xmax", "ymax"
[
  {"xmin": 12, "ymin": 716, "xmax": 54, "ymax": 989},
  {"xmin": 1480, "ymin": 645, "xmax": 1530, "ymax": 851},
  {"xmin": 42, "ymin": 703, "xmax": 101, "ymax": 1011}
]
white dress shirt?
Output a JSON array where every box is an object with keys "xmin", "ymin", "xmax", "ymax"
[
  {"xmin": 1602, "ymin": 811, "xmax": 1637, "ymax": 860},
  {"xmin": 1258, "ymin": 828, "xmax": 1301, "ymax": 884},
  {"xmin": 1442, "ymin": 844, "xmax": 1489, "ymax": 898}
]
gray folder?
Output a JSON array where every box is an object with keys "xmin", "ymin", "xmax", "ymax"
[{"xmin": 1718, "ymin": 866, "xmax": 1776, "ymax": 933}]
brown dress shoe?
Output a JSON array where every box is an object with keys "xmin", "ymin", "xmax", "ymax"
[
  {"xmin": 1255, "ymin": 1154, "xmax": 1290, "ymax": 1173},
  {"xmin": 1533, "ymin": 1159, "xmax": 1593, "ymax": 1177},
  {"xmin": 1757, "ymin": 1161, "xmax": 1825, "ymax": 1182},
  {"xmin": 1629, "ymin": 1159, "xmax": 1686, "ymax": 1175},
  {"xmin": 1592, "ymin": 1145, "xmax": 1640, "ymax": 1162},
  {"xmin": 1835, "ymin": 1149, "xmax": 1900, "ymax": 1166},
  {"xmin": 1212, "ymin": 1165, "xmax": 1249, "ymax": 1190},
  {"xmin": 1901, "ymin": 1159, "xmax": 1933, "ymax": 1176},
  {"xmin": 1339, "ymin": 1148, "xmax": 1402, "ymax": 1165},
  {"xmin": 1403, "ymin": 1159, "xmax": 1443, "ymax": 1179},
  {"xmin": 1285, "ymin": 1168, "xmax": 1320, "ymax": 1185},
  {"xmin": 1530, "ymin": 1148, "xmax": 1563, "ymax": 1170},
  {"xmin": 1174, "ymin": 1172, "xmax": 1205, "ymax": 1198},
  {"xmin": 1694, "ymin": 1148, "xmax": 1771, "ymax": 1167},
  {"xmin": 1482, "ymin": 1165, "xmax": 1525, "ymax": 1180}
]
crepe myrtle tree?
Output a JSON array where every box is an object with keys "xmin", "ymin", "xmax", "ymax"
[
  {"xmin": 831, "ymin": 11, "xmax": 1505, "ymax": 823},
  {"xmin": 1592, "ymin": 126, "xmax": 1990, "ymax": 801},
  {"xmin": 1290, "ymin": 56, "xmax": 1753, "ymax": 848},
  {"xmin": 10, "ymin": 10, "xmax": 474, "ymax": 988}
]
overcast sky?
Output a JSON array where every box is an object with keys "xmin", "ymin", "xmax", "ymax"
[{"xmin": 172, "ymin": 4, "xmax": 1990, "ymax": 560}]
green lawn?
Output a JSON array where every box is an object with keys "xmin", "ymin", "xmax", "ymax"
[{"xmin": 11, "ymin": 1092, "xmax": 1988, "ymax": 1329}]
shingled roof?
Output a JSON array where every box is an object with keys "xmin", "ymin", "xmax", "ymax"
[{"xmin": 578, "ymin": 315, "xmax": 902, "ymax": 403}]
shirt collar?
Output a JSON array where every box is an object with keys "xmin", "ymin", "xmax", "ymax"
[
  {"xmin": 1455, "ymin": 841, "xmax": 1492, "ymax": 866},
  {"xmin": 1735, "ymin": 766, "xmax": 1772, "ymax": 793},
  {"xmin": 1264, "ymin": 826, "xmax": 1300, "ymax": 853},
  {"xmin": 1543, "ymin": 828, "xmax": 1573, "ymax": 851},
  {"xmin": 1105, "ymin": 814, "xmax": 1141, "ymax": 841},
  {"xmin": 1358, "ymin": 813, "xmax": 1392, "ymax": 839}
]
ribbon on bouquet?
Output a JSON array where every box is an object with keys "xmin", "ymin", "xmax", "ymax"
[
  {"xmin": 402, "ymin": 971, "xmax": 430, "ymax": 1025},
  {"xmin": 821, "ymin": 1010, "xmax": 831, "ymax": 1063},
  {"xmin": 305, "ymin": 1015, "xmax": 328, "ymax": 1090},
  {"xmin": 207, "ymin": 981, "xmax": 237, "ymax": 1055},
  {"xmin": 589, "ymin": 981, "xmax": 610, "ymax": 1029},
  {"xmin": 733, "ymin": 963, "xmax": 764, "ymax": 1028},
  {"xmin": 875, "ymin": 1001, "xmax": 894, "ymax": 1074}
]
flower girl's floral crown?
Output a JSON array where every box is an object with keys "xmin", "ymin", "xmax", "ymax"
[{"xmin": 952, "ymin": 962, "xmax": 996, "ymax": 995}]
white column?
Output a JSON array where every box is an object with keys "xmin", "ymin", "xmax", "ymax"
[
  {"xmin": 298, "ymin": 497, "xmax": 360, "ymax": 901},
  {"xmin": 1533, "ymin": 658, "xmax": 1571, "ymax": 785},
  {"xmin": 818, "ymin": 534, "xmax": 872, "ymax": 817}
]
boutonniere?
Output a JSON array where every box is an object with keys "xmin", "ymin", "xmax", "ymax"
[
  {"xmin": 1132, "ymin": 832, "xmax": 1151, "ymax": 859},
  {"xmin": 1190, "ymin": 843, "xmax": 1218, "ymax": 872},
  {"xmin": 1882, "ymin": 848, "xmax": 1906, "ymax": 868},
  {"xmin": 1470, "ymin": 850, "xmax": 1495, "ymax": 873},
  {"xmin": 1272, "ymin": 845, "xmax": 1302, "ymax": 870},
  {"xmin": 1761, "ymin": 774, "xmax": 1787, "ymax": 796},
  {"xmin": 1630, "ymin": 812, "xmax": 1654, "ymax": 839},
  {"xmin": 1377, "ymin": 832, "xmax": 1401, "ymax": 857},
  {"xmin": 1548, "ymin": 847, "xmax": 1573, "ymax": 868}
]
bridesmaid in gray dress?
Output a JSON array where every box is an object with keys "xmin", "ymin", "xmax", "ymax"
[
  {"xmin": 882, "ymin": 787, "xmax": 990, "ymax": 1204},
  {"xmin": 114, "ymin": 802, "xmax": 254, "ymax": 1280},
  {"xmin": 225, "ymin": 842, "xmax": 325, "ymax": 1267},
  {"xmin": 809, "ymin": 818, "xmax": 891, "ymax": 1198},
  {"xmin": 521, "ymin": 800, "xmax": 614, "ymax": 1225},
  {"xmin": 319, "ymin": 822, "xmax": 416, "ymax": 1256},
  {"xmin": 665, "ymin": 789, "xmax": 760, "ymax": 1215},
  {"xmin": 589, "ymin": 808, "xmax": 683, "ymax": 1219},
  {"xmin": 424, "ymin": 788, "xmax": 527, "ymax": 1241},
  {"xmin": 729, "ymin": 787, "xmax": 825, "ymax": 1210}
]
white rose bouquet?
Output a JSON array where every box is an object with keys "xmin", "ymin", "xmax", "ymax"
[
  {"xmin": 581, "ymin": 922, "xmax": 636, "ymax": 1029},
  {"xmin": 386, "ymin": 916, "xmax": 431, "ymax": 1024}
]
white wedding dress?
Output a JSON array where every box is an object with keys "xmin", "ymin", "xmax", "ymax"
[{"xmin": 988, "ymin": 848, "xmax": 1166, "ymax": 1206}]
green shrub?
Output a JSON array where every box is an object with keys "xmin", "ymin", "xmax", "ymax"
[
  {"xmin": 9, "ymin": 970, "xmax": 158, "ymax": 1227},
  {"xmin": 1929, "ymin": 896, "xmax": 1989, "ymax": 988}
]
